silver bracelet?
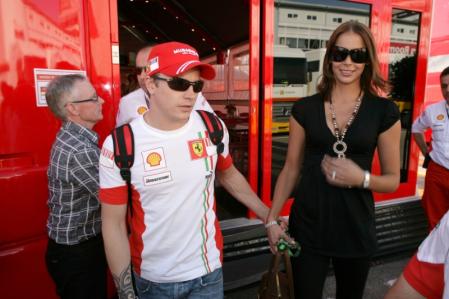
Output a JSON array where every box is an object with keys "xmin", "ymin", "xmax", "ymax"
[
  {"xmin": 265, "ymin": 220, "xmax": 279, "ymax": 228},
  {"xmin": 362, "ymin": 171, "xmax": 370, "ymax": 189}
]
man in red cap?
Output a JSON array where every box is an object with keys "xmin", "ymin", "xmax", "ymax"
[{"xmin": 99, "ymin": 42, "xmax": 270, "ymax": 299}]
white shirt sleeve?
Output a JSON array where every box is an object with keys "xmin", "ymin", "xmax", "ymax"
[
  {"xmin": 115, "ymin": 89, "xmax": 148, "ymax": 127},
  {"xmin": 417, "ymin": 211, "xmax": 449, "ymax": 264},
  {"xmin": 416, "ymin": 211, "xmax": 449, "ymax": 298},
  {"xmin": 99, "ymin": 135, "xmax": 126, "ymax": 190},
  {"xmin": 412, "ymin": 106, "xmax": 432, "ymax": 133},
  {"xmin": 116, "ymin": 99, "xmax": 131, "ymax": 127}
]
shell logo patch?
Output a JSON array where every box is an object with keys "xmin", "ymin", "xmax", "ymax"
[
  {"xmin": 141, "ymin": 147, "xmax": 166, "ymax": 171},
  {"xmin": 137, "ymin": 106, "xmax": 148, "ymax": 115},
  {"xmin": 436, "ymin": 114, "xmax": 445, "ymax": 121},
  {"xmin": 146, "ymin": 152, "xmax": 162, "ymax": 166},
  {"xmin": 188, "ymin": 139, "xmax": 207, "ymax": 160}
]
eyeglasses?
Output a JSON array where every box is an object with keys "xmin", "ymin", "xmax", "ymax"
[
  {"xmin": 69, "ymin": 94, "xmax": 100, "ymax": 105},
  {"xmin": 331, "ymin": 46, "xmax": 369, "ymax": 64},
  {"xmin": 153, "ymin": 76, "xmax": 204, "ymax": 93}
]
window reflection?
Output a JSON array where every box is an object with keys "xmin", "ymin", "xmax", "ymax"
[
  {"xmin": 202, "ymin": 45, "xmax": 250, "ymax": 178},
  {"xmin": 388, "ymin": 9, "xmax": 420, "ymax": 182}
]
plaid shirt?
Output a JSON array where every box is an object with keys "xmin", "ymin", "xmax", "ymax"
[{"xmin": 47, "ymin": 121, "xmax": 102, "ymax": 245}]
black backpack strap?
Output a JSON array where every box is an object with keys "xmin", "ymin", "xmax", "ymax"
[
  {"xmin": 111, "ymin": 124, "xmax": 135, "ymax": 216},
  {"xmin": 196, "ymin": 110, "xmax": 224, "ymax": 154},
  {"xmin": 111, "ymin": 124, "xmax": 138, "ymax": 296}
]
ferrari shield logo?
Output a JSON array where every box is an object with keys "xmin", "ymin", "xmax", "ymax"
[{"xmin": 188, "ymin": 139, "xmax": 207, "ymax": 160}]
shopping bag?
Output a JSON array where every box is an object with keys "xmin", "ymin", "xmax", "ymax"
[{"xmin": 257, "ymin": 250, "xmax": 295, "ymax": 299}]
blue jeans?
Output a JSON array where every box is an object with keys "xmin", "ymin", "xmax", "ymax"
[{"xmin": 134, "ymin": 268, "xmax": 224, "ymax": 299}]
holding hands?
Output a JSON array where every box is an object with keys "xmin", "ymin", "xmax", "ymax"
[
  {"xmin": 321, "ymin": 154, "xmax": 365, "ymax": 188},
  {"xmin": 265, "ymin": 218, "xmax": 293, "ymax": 254}
]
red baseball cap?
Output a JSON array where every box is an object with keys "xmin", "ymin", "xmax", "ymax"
[{"xmin": 146, "ymin": 42, "xmax": 215, "ymax": 80}]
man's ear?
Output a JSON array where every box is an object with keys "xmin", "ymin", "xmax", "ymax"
[
  {"xmin": 65, "ymin": 102, "xmax": 79, "ymax": 117},
  {"xmin": 146, "ymin": 77, "xmax": 157, "ymax": 95}
]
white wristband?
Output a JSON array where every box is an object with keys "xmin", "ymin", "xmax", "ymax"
[
  {"xmin": 362, "ymin": 171, "xmax": 370, "ymax": 189},
  {"xmin": 265, "ymin": 220, "xmax": 279, "ymax": 229}
]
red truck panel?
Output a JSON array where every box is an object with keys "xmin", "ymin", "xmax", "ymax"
[{"xmin": 0, "ymin": 0, "xmax": 118, "ymax": 298}]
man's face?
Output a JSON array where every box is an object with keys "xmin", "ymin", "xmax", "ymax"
[
  {"xmin": 68, "ymin": 80, "xmax": 104, "ymax": 127},
  {"xmin": 146, "ymin": 68, "xmax": 200, "ymax": 127},
  {"xmin": 136, "ymin": 50, "xmax": 150, "ymax": 89},
  {"xmin": 441, "ymin": 74, "xmax": 449, "ymax": 103}
]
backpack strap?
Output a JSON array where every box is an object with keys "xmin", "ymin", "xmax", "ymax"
[
  {"xmin": 111, "ymin": 124, "xmax": 135, "ymax": 216},
  {"xmin": 196, "ymin": 110, "xmax": 224, "ymax": 154},
  {"xmin": 111, "ymin": 124, "xmax": 138, "ymax": 295}
]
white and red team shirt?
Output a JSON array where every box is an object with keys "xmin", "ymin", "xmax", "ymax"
[
  {"xmin": 116, "ymin": 88, "xmax": 150, "ymax": 127},
  {"xmin": 99, "ymin": 112, "xmax": 232, "ymax": 283},
  {"xmin": 412, "ymin": 100, "xmax": 449, "ymax": 169},
  {"xmin": 414, "ymin": 211, "xmax": 449, "ymax": 298}
]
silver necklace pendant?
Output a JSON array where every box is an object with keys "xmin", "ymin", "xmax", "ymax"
[
  {"xmin": 329, "ymin": 93, "xmax": 362, "ymax": 160},
  {"xmin": 333, "ymin": 140, "xmax": 347, "ymax": 159}
]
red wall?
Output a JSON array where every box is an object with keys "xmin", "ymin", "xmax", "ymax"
[{"xmin": 0, "ymin": 1, "xmax": 118, "ymax": 298}]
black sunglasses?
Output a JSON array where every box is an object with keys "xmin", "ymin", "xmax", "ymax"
[
  {"xmin": 331, "ymin": 46, "xmax": 369, "ymax": 63},
  {"xmin": 154, "ymin": 76, "xmax": 204, "ymax": 93}
]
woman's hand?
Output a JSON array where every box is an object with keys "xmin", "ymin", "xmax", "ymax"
[
  {"xmin": 266, "ymin": 222, "xmax": 292, "ymax": 254},
  {"xmin": 321, "ymin": 154, "xmax": 365, "ymax": 188}
]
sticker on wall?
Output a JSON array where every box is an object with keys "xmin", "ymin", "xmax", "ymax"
[{"xmin": 34, "ymin": 68, "xmax": 86, "ymax": 107}]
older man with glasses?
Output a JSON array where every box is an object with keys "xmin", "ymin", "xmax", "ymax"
[
  {"xmin": 116, "ymin": 45, "xmax": 214, "ymax": 127},
  {"xmin": 45, "ymin": 74, "xmax": 107, "ymax": 299}
]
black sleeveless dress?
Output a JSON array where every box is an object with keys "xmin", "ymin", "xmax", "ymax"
[{"xmin": 289, "ymin": 92, "xmax": 400, "ymax": 257}]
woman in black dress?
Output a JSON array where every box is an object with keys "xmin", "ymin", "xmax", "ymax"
[{"xmin": 266, "ymin": 20, "xmax": 401, "ymax": 299}]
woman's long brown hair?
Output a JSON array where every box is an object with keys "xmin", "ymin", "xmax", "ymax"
[{"xmin": 317, "ymin": 20, "xmax": 390, "ymax": 101}]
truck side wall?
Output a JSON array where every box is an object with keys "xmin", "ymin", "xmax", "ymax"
[{"xmin": 0, "ymin": 1, "xmax": 118, "ymax": 298}]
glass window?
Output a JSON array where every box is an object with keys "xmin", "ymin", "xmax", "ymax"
[
  {"xmin": 273, "ymin": 57, "xmax": 308, "ymax": 85},
  {"xmin": 298, "ymin": 38, "xmax": 309, "ymax": 48},
  {"xmin": 286, "ymin": 37, "xmax": 298, "ymax": 48},
  {"xmin": 309, "ymin": 39, "xmax": 321, "ymax": 49},
  {"xmin": 333, "ymin": 17, "xmax": 342, "ymax": 23},
  {"xmin": 388, "ymin": 8, "xmax": 420, "ymax": 182}
]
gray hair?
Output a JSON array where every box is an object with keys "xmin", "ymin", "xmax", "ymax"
[{"xmin": 45, "ymin": 74, "xmax": 86, "ymax": 120}]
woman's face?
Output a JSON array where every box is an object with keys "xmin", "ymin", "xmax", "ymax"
[{"xmin": 331, "ymin": 31, "xmax": 367, "ymax": 87}]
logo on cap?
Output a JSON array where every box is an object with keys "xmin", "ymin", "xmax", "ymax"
[
  {"xmin": 149, "ymin": 57, "xmax": 159, "ymax": 72},
  {"xmin": 146, "ymin": 41, "xmax": 216, "ymax": 80},
  {"xmin": 173, "ymin": 48, "xmax": 198, "ymax": 56}
]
